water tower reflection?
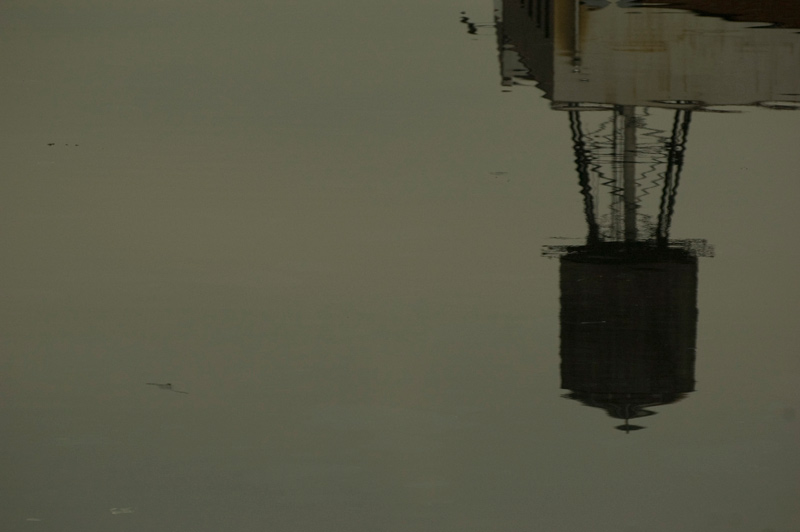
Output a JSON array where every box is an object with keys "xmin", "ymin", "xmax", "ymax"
[
  {"xmin": 545, "ymin": 104, "xmax": 712, "ymax": 432},
  {"xmin": 483, "ymin": 0, "xmax": 800, "ymax": 430}
]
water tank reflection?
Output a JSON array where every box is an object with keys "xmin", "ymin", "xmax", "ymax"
[{"xmin": 559, "ymin": 246, "xmax": 697, "ymax": 432}]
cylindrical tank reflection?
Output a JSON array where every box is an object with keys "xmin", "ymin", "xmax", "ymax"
[{"xmin": 559, "ymin": 245, "xmax": 697, "ymax": 431}]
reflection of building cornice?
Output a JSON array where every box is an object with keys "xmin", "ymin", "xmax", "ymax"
[{"xmin": 640, "ymin": 0, "xmax": 800, "ymax": 29}]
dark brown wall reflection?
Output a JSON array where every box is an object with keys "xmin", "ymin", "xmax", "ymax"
[{"xmin": 642, "ymin": 0, "xmax": 800, "ymax": 28}]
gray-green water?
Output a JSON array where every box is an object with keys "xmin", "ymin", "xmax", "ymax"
[{"xmin": 2, "ymin": 1, "xmax": 799, "ymax": 531}]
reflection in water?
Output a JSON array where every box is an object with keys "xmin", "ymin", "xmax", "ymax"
[
  {"xmin": 558, "ymin": 247, "xmax": 698, "ymax": 432},
  {"xmin": 485, "ymin": 1, "xmax": 800, "ymax": 430},
  {"xmin": 548, "ymin": 105, "xmax": 712, "ymax": 431},
  {"xmin": 550, "ymin": 104, "xmax": 712, "ymax": 432}
]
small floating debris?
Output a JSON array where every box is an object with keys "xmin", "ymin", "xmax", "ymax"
[
  {"xmin": 146, "ymin": 382, "xmax": 188, "ymax": 394},
  {"xmin": 110, "ymin": 507, "xmax": 134, "ymax": 515},
  {"xmin": 616, "ymin": 424, "xmax": 645, "ymax": 433},
  {"xmin": 25, "ymin": 518, "xmax": 43, "ymax": 522}
]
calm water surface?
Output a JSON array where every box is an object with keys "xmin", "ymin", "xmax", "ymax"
[{"xmin": 2, "ymin": 1, "xmax": 799, "ymax": 531}]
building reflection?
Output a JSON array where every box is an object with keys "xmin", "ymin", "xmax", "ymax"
[{"xmin": 485, "ymin": 1, "xmax": 800, "ymax": 430}]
